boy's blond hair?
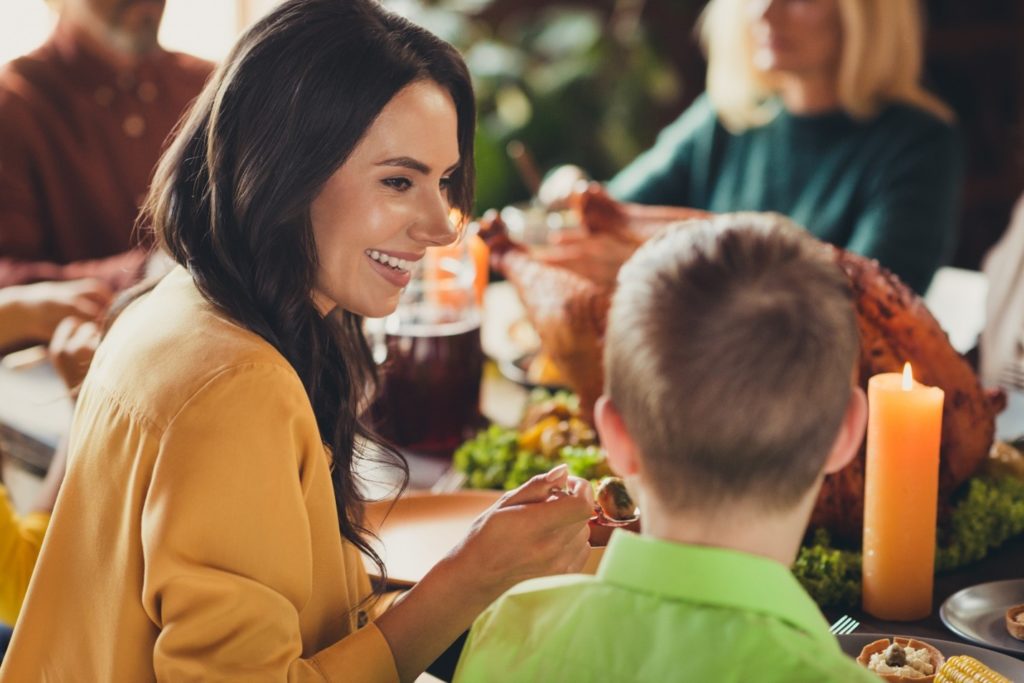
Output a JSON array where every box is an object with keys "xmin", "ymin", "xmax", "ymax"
[
  {"xmin": 699, "ymin": 0, "xmax": 952, "ymax": 132},
  {"xmin": 605, "ymin": 214, "xmax": 858, "ymax": 512}
]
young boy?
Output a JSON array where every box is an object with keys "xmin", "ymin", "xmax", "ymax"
[{"xmin": 454, "ymin": 214, "xmax": 878, "ymax": 682}]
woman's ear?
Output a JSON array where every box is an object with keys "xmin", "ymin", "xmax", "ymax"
[
  {"xmin": 594, "ymin": 395, "xmax": 641, "ymax": 477},
  {"xmin": 822, "ymin": 386, "xmax": 868, "ymax": 475}
]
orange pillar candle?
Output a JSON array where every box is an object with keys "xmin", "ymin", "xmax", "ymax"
[{"xmin": 862, "ymin": 362, "xmax": 944, "ymax": 621}]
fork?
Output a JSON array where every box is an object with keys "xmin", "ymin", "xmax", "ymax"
[{"xmin": 829, "ymin": 614, "xmax": 860, "ymax": 636}]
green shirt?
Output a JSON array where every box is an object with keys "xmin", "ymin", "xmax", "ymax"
[
  {"xmin": 454, "ymin": 531, "xmax": 878, "ymax": 683},
  {"xmin": 608, "ymin": 95, "xmax": 962, "ymax": 294}
]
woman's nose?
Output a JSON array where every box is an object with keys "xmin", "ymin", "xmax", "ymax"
[{"xmin": 410, "ymin": 191, "xmax": 458, "ymax": 247}]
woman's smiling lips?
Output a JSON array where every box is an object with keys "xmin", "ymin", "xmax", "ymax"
[{"xmin": 364, "ymin": 248, "xmax": 422, "ymax": 288}]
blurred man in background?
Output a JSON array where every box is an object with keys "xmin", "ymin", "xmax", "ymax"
[{"xmin": 0, "ymin": 0, "xmax": 212, "ymax": 296}]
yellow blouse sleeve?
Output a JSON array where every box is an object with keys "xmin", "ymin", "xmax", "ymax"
[
  {"xmin": 139, "ymin": 363, "xmax": 398, "ymax": 682},
  {"xmin": 0, "ymin": 485, "xmax": 49, "ymax": 624}
]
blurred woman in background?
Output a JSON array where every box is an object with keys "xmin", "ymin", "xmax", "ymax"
[{"xmin": 544, "ymin": 0, "xmax": 960, "ymax": 295}]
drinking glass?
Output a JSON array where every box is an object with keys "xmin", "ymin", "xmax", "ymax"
[{"xmin": 366, "ymin": 237, "xmax": 485, "ymax": 455}]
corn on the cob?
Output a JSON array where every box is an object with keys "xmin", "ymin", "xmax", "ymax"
[{"xmin": 935, "ymin": 655, "xmax": 1012, "ymax": 683}]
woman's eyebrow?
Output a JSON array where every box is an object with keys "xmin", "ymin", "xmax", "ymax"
[{"xmin": 376, "ymin": 156, "xmax": 460, "ymax": 174}]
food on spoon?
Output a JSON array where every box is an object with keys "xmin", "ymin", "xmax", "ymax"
[
  {"xmin": 856, "ymin": 637, "xmax": 944, "ymax": 681},
  {"xmin": 595, "ymin": 477, "xmax": 636, "ymax": 521},
  {"xmin": 1006, "ymin": 603, "xmax": 1024, "ymax": 641},
  {"xmin": 935, "ymin": 655, "xmax": 1012, "ymax": 682},
  {"xmin": 589, "ymin": 476, "xmax": 640, "ymax": 546}
]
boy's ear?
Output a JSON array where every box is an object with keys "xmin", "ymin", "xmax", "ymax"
[
  {"xmin": 595, "ymin": 395, "xmax": 641, "ymax": 477},
  {"xmin": 822, "ymin": 386, "xmax": 868, "ymax": 475}
]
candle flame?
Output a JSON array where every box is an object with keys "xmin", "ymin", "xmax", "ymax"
[{"xmin": 902, "ymin": 362, "xmax": 913, "ymax": 391}]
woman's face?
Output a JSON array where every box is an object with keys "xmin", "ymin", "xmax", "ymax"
[
  {"xmin": 310, "ymin": 80, "xmax": 461, "ymax": 319},
  {"xmin": 746, "ymin": 0, "xmax": 843, "ymax": 79}
]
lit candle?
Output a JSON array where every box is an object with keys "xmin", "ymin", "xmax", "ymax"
[{"xmin": 862, "ymin": 363, "xmax": 944, "ymax": 620}]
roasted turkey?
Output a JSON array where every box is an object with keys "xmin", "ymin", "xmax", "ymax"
[{"xmin": 481, "ymin": 185, "xmax": 1004, "ymax": 540}]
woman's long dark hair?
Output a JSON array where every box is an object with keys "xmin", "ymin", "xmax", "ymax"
[{"xmin": 140, "ymin": 0, "xmax": 476, "ymax": 582}]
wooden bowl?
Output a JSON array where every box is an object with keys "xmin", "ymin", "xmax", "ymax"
[
  {"xmin": 856, "ymin": 637, "xmax": 945, "ymax": 682},
  {"xmin": 1006, "ymin": 604, "xmax": 1024, "ymax": 641}
]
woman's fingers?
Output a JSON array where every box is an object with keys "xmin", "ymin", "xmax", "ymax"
[
  {"xmin": 499, "ymin": 490, "xmax": 594, "ymax": 538},
  {"xmin": 565, "ymin": 475, "xmax": 595, "ymax": 507},
  {"xmin": 451, "ymin": 468, "xmax": 598, "ymax": 597},
  {"xmin": 499, "ymin": 464, "xmax": 570, "ymax": 507}
]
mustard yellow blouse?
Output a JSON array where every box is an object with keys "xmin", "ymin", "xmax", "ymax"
[
  {"xmin": 1, "ymin": 267, "xmax": 399, "ymax": 681},
  {"xmin": 0, "ymin": 486, "xmax": 48, "ymax": 624}
]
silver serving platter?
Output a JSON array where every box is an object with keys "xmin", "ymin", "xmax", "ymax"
[{"xmin": 939, "ymin": 579, "xmax": 1024, "ymax": 657}]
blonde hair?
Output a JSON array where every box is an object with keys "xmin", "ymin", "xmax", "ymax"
[{"xmin": 700, "ymin": 0, "xmax": 952, "ymax": 131}]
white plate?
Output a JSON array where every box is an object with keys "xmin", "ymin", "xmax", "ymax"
[
  {"xmin": 838, "ymin": 633, "xmax": 1024, "ymax": 678},
  {"xmin": 940, "ymin": 579, "xmax": 1024, "ymax": 656}
]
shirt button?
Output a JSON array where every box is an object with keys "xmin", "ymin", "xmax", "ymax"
[
  {"xmin": 123, "ymin": 115, "xmax": 146, "ymax": 138},
  {"xmin": 137, "ymin": 81, "xmax": 158, "ymax": 103},
  {"xmin": 93, "ymin": 86, "xmax": 115, "ymax": 107}
]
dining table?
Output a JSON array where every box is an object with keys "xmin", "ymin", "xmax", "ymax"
[{"xmin": 0, "ymin": 266, "xmax": 1021, "ymax": 678}]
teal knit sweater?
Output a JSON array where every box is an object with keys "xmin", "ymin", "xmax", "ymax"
[{"xmin": 608, "ymin": 95, "xmax": 963, "ymax": 294}]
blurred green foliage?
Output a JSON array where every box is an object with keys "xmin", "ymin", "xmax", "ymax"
[
  {"xmin": 385, "ymin": 0, "xmax": 684, "ymax": 214},
  {"xmin": 794, "ymin": 475, "xmax": 1024, "ymax": 608}
]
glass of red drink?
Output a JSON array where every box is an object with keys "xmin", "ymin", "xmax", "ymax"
[{"xmin": 367, "ymin": 241, "xmax": 485, "ymax": 456}]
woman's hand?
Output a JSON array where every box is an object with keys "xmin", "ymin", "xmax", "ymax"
[
  {"xmin": 375, "ymin": 465, "xmax": 593, "ymax": 682},
  {"xmin": 447, "ymin": 464, "xmax": 594, "ymax": 598}
]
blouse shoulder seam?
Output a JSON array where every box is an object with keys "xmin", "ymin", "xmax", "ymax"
[{"xmin": 163, "ymin": 361, "xmax": 303, "ymax": 430}]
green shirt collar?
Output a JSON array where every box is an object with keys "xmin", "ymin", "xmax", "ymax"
[{"xmin": 598, "ymin": 531, "xmax": 837, "ymax": 651}]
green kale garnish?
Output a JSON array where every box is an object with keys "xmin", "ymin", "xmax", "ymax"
[{"xmin": 794, "ymin": 475, "xmax": 1024, "ymax": 608}]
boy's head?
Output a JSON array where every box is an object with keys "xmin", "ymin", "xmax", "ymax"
[{"xmin": 597, "ymin": 213, "xmax": 863, "ymax": 514}]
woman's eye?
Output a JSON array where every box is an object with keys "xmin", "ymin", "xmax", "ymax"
[
  {"xmin": 382, "ymin": 177, "xmax": 412, "ymax": 191},
  {"xmin": 439, "ymin": 176, "xmax": 453, "ymax": 192}
]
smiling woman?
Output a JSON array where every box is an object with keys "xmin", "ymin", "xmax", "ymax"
[
  {"xmin": 310, "ymin": 81, "xmax": 462, "ymax": 319},
  {"xmin": 0, "ymin": 0, "xmax": 594, "ymax": 681}
]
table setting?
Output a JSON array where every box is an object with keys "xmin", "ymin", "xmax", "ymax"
[
  {"xmin": 2, "ymin": 196, "xmax": 1023, "ymax": 681},
  {"xmin": 365, "ymin": 196, "xmax": 1023, "ymax": 681}
]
